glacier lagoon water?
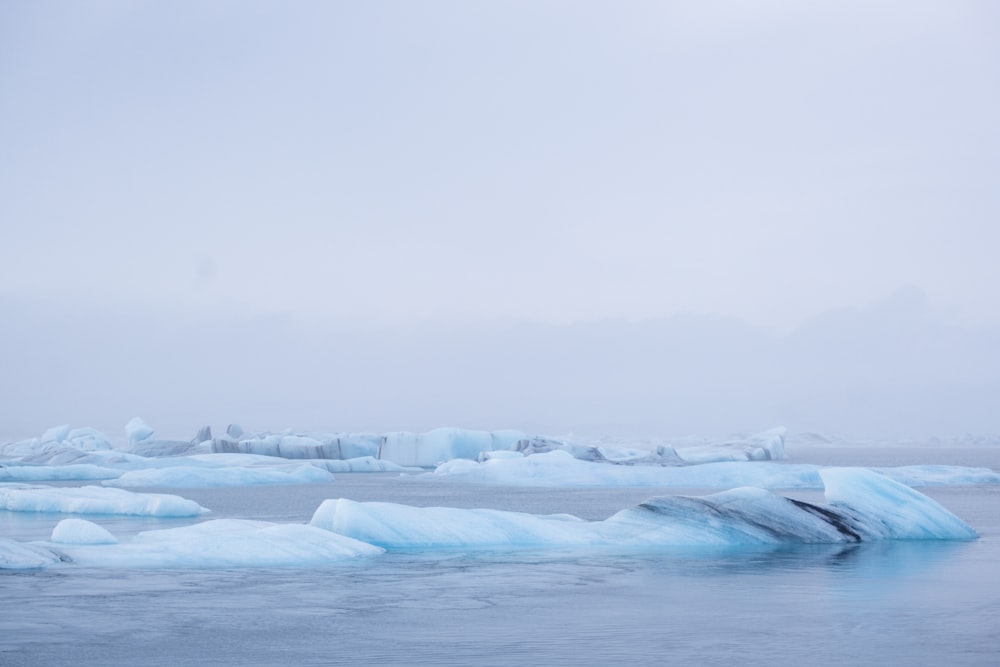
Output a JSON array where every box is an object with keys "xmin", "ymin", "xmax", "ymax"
[{"xmin": 2, "ymin": 446, "xmax": 999, "ymax": 666}]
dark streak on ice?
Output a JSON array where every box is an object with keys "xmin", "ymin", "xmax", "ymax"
[{"xmin": 789, "ymin": 498, "xmax": 863, "ymax": 542}]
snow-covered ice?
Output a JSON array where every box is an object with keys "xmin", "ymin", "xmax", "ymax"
[
  {"xmin": 0, "ymin": 485, "xmax": 208, "ymax": 516},
  {"xmin": 311, "ymin": 468, "xmax": 977, "ymax": 550}
]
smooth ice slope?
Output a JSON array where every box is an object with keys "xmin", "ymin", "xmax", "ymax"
[
  {"xmin": 312, "ymin": 468, "xmax": 977, "ymax": 549},
  {"xmin": 51, "ymin": 519, "xmax": 118, "ymax": 544},
  {"xmin": 0, "ymin": 485, "xmax": 207, "ymax": 516},
  {"xmin": 820, "ymin": 468, "xmax": 978, "ymax": 540},
  {"xmin": 44, "ymin": 519, "xmax": 383, "ymax": 568}
]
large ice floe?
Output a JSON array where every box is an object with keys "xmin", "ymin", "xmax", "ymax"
[
  {"xmin": 6, "ymin": 519, "xmax": 383, "ymax": 569},
  {"xmin": 432, "ymin": 450, "xmax": 1000, "ymax": 488},
  {"xmin": 0, "ymin": 485, "xmax": 207, "ymax": 516},
  {"xmin": 311, "ymin": 468, "xmax": 978, "ymax": 550}
]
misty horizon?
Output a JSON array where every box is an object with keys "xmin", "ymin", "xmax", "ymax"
[{"xmin": 3, "ymin": 283, "xmax": 997, "ymax": 441}]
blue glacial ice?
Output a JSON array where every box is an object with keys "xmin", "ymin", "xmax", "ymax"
[
  {"xmin": 21, "ymin": 519, "xmax": 384, "ymax": 568},
  {"xmin": 50, "ymin": 518, "xmax": 119, "ymax": 544},
  {"xmin": 0, "ymin": 468, "xmax": 980, "ymax": 569},
  {"xmin": 311, "ymin": 468, "xmax": 978, "ymax": 550},
  {"xmin": 0, "ymin": 537, "xmax": 68, "ymax": 568},
  {"xmin": 0, "ymin": 485, "xmax": 208, "ymax": 516},
  {"xmin": 103, "ymin": 463, "xmax": 335, "ymax": 488},
  {"xmin": 432, "ymin": 450, "xmax": 1000, "ymax": 488}
]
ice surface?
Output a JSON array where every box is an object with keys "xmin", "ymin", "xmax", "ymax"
[
  {"xmin": 125, "ymin": 417, "xmax": 156, "ymax": 446},
  {"xmin": 39, "ymin": 519, "xmax": 383, "ymax": 568},
  {"xmin": 0, "ymin": 485, "xmax": 208, "ymax": 516},
  {"xmin": 0, "ymin": 537, "xmax": 65, "ymax": 569},
  {"xmin": 432, "ymin": 450, "xmax": 1000, "ymax": 488},
  {"xmin": 674, "ymin": 427, "xmax": 787, "ymax": 463},
  {"xmin": 0, "ymin": 464, "xmax": 122, "ymax": 482},
  {"xmin": 313, "ymin": 468, "xmax": 977, "ymax": 549},
  {"xmin": 211, "ymin": 433, "xmax": 382, "ymax": 460},
  {"xmin": 103, "ymin": 463, "xmax": 335, "ymax": 488},
  {"xmin": 820, "ymin": 468, "xmax": 978, "ymax": 540},
  {"xmin": 51, "ymin": 518, "xmax": 118, "ymax": 544},
  {"xmin": 377, "ymin": 428, "xmax": 525, "ymax": 467}
]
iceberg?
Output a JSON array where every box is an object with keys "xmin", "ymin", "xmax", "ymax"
[
  {"xmin": 124, "ymin": 417, "xmax": 156, "ymax": 446},
  {"xmin": 377, "ymin": 428, "xmax": 525, "ymax": 467},
  {"xmin": 0, "ymin": 463, "xmax": 122, "ymax": 482},
  {"xmin": 312, "ymin": 468, "xmax": 977, "ymax": 550},
  {"xmin": 210, "ymin": 432, "xmax": 382, "ymax": 460},
  {"xmin": 35, "ymin": 519, "xmax": 383, "ymax": 568},
  {"xmin": 0, "ymin": 485, "xmax": 208, "ymax": 516},
  {"xmin": 0, "ymin": 537, "xmax": 66, "ymax": 569},
  {"xmin": 50, "ymin": 518, "xmax": 118, "ymax": 545},
  {"xmin": 103, "ymin": 463, "xmax": 335, "ymax": 488},
  {"xmin": 431, "ymin": 450, "xmax": 1000, "ymax": 488}
]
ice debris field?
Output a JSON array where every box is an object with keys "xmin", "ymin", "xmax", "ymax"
[{"xmin": 2, "ymin": 420, "xmax": 998, "ymax": 569}]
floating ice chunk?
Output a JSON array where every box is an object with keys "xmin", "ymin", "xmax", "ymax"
[
  {"xmin": 103, "ymin": 463, "xmax": 334, "ymax": 488},
  {"xmin": 0, "ymin": 485, "xmax": 207, "ymax": 516},
  {"xmin": 433, "ymin": 450, "xmax": 824, "ymax": 488},
  {"xmin": 51, "ymin": 519, "xmax": 118, "ymax": 544},
  {"xmin": 0, "ymin": 538, "xmax": 65, "ymax": 569},
  {"xmin": 377, "ymin": 428, "xmax": 525, "ymax": 467},
  {"xmin": 675, "ymin": 427, "xmax": 787, "ymax": 463},
  {"xmin": 125, "ymin": 417, "xmax": 156, "ymax": 445},
  {"xmin": 874, "ymin": 465, "xmax": 1000, "ymax": 487},
  {"xmin": 820, "ymin": 468, "xmax": 978, "ymax": 540},
  {"xmin": 315, "ymin": 468, "xmax": 977, "ymax": 550},
  {"xmin": 0, "ymin": 464, "xmax": 122, "ymax": 482},
  {"xmin": 309, "ymin": 457, "xmax": 420, "ymax": 473},
  {"xmin": 311, "ymin": 499, "xmax": 585, "ymax": 548},
  {"xmin": 431, "ymin": 450, "xmax": 999, "ymax": 489},
  {"xmin": 40, "ymin": 424, "xmax": 71, "ymax": 443},
  {"xmin": 50, "ymin": 519, "xmax": 383, "ymax": 568}
]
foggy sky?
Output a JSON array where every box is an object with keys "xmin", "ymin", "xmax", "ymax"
[{"xmin": 2, "ymin": 2, "xmax": 999, "ymax": 440}]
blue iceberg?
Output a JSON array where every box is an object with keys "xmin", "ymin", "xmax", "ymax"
[{"xmin": 311, "ymin": 468, "xmax": 978, "ymax": 550}]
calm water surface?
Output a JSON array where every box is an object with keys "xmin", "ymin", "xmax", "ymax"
[{"xmin": 2, "ymin": 447, "xmax": 998, "ymax": 666}]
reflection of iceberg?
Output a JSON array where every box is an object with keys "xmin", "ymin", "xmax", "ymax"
[
  {"xmin": 0, "ymin": 485, "xmax": 207, "ymax": 516},
  {"xmin": 312, "ymin": 468, "xmax": 978, "ymax": 550}
]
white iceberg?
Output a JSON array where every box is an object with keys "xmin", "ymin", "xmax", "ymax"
[
  {"xmin": 125, "ymin": 417, "xmax": 156, "ymax": 446},
  {"xmin": 40, "ymin": 519, "xmax": 383, "ymax": 568},
  {"xmin": 0, "ymin": 485, "xmax": 208, "ymax": 516},
  {"xmin": 377, "ymin": 428, "xmax": 525, "ymax": 467},
  {"xmin": 103, "ymin": 463, "xmax": 335, "ymax": 488},
  {"xmin": 312, "ymin": 468, "xmax": 977, "ymax": 550},
  {"xmin": 50, "ymin": 518, "xmax": 118, "ymax": 545},
  {"xmin": 0, "ymin": 538, "xmax": 66, "ymax": 569},
  {"xmin": 431, "ymin": 450, "xmax": 1000, "ymax": 488},
  {"xmin": 0, "ymin": 464, "xmax": 122, "ymax": 482}
]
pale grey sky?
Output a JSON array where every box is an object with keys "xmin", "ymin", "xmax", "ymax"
[{"xmin": 1, "ymin": 2, "xmax": 998, "ymax": 438}]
